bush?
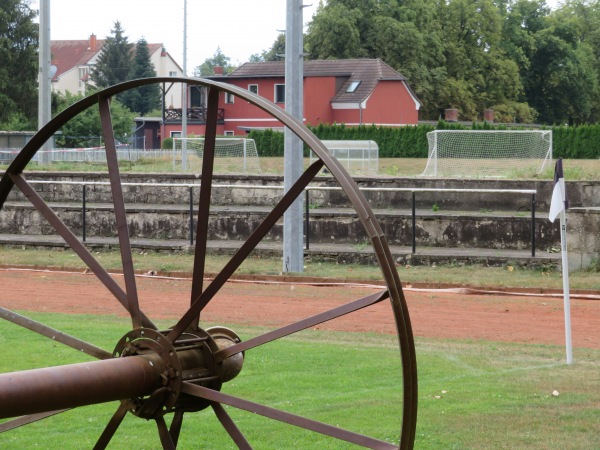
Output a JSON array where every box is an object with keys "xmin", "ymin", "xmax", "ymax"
[
  {"xmin": 162, "ymin": 137, "xmax": 173, "ymax": 149},
  {"xmin": 248, "ymin": 122, "xmax": 600, "ymax": 159}
]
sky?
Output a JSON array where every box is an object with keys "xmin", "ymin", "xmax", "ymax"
[{"xmin": 32, "ymin": 0, "xmax": 319, "ymax": 72}]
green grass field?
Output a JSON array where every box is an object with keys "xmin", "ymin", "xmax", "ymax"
[
  {"xmin": 3, "ymin": 157, "xmax": 600, "ymax": 180},
  {"xmin": 0, "ymin": 312, "xmax": 598, "ymax": 449},
  {"xmin": 1, "ymin": 247, "xmax": 599, "ymax": 291}
]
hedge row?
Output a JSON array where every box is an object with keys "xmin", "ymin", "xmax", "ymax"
[
  {"xmin": 248, "ymin": 124, "xmax": 434, "ymax": 158},
  {"xmin": 247, "ymin": 122, "xmax": 600, "ymax": 159}
]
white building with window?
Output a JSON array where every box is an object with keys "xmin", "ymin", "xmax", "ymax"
[{"xmin": 50, "ymin": 34, "xmax": 184, "ymax": 107}]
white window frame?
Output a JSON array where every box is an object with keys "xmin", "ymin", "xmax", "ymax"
[
  {"xmin": 224, "ymin": 131, "xmax": 234, "ymax": 136},
  {"xmin": 248, "ymin": 84, "xmax": 258, "ymax": 95},
  {"xmin": 225, "ymin": 92, "xmax": 235, "ymax": 104},
  {"xmin": 274, "ymin": 84, "xmax": 285, "ymax": 103},
  {"xmin": 78, "ymin": 67, "xmax": 89, "ymax": 91},
  {"xmin": 170, "ymin": 131, "xmax": 182, "ymax": 138},
  {"xmin": 346, "ymin": 81, "xmax": 361, "ymax": 93},
  {"xmin": 168, "ymin": 71, "xmax": 178, "ymax": 77}
]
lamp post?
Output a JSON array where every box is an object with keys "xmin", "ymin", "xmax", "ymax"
[
  {"xmin": 38, "ymin": 0, "xmax": 52, "ymax": 164},
  {"xmin": 181, "ymin": 0, "xmax": 188, "ymax": 170},
  {"xmin": 282, "ymin": 0, "xmax": 304, "ymax": 273}
]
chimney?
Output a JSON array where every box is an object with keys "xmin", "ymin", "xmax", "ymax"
[
  {"xmin": 213, "ymin": 66, "xmax": 224, "ymax": 76},
  {"xmin": 445, "ymin": 108, "xmax": 458, "ymax": 122},
  {"xmin": 483, "ymin": 109, "xmax": 494, "ymax": 123},
  {"xmin": 89, "ymin": 34, "xmax": 97, "ymax": 53}
]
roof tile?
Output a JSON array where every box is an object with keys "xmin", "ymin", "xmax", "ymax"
[{"xmin": 226, "ymin": 59, "xmax": 407, "ymax": 103}]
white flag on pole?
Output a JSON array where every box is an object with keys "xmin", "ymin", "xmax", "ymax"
[
  {"xmin": 548, "ymin": 157, "xmax": 572, "ymax": 364},
  {"xmin": 549, "ymin": 158, "xmax": 568, "ymax": 222}
]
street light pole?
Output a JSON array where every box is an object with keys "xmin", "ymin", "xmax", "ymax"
[
  {"xmin": 282, "ymin": 0, "xmax": 304, "ymax": 273},
  {"xmin": 181, "ymin": 0, "xmax": 188, "ymax": 171},
  {"xmin": 38, "ymin": 0, "xmax": 52, "ymax": 164}
]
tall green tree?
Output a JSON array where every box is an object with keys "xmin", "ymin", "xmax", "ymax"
[
  {"xmin": 250, "ymin": 34, "xmax": 286, "ymax": 62},
  {"xmin": 524, "ymin": 21, "xmax": 597, "ymax": 124},
  {"xmin": 91, "ymin": 21, "xmax": 133, "ymax": 89},
  {"xmin": 53, "ymin": 91, "xmax": 135, "ymax": 147},
  {"xmin": 122, "ymin": 38, "xmax": 161, "ymax": 116},
  {"xmin": 0, "ymin": 0, "xmax": 38, "ymax": 128},
  {"xmin": 193, "ymin": 47, "xmax": 236, "ymax": 76},
  {"xmin": 305, "ymin": 2, "xmax": 365, "ymax": 59},
  {"xmin": 553, "ymin": 0, "xmax": 600, "ymax": 121}
]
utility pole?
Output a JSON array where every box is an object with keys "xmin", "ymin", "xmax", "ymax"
[
  {"xmin": 282, "ymin": 0, "xmax": 304, "ymax": 273},
  {"xmin": 181, "ymin": 0, "xmax": 188, "ymax": 171},
  {"xmin": 38, "ymin": 0, "xmax": 52, "ymax": 164}
]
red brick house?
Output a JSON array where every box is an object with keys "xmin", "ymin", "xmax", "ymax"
[{"xmin": 162, "ymin": 59, "xmax": 421, "ymax": 139}]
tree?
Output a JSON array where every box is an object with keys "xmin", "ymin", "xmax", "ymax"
[
  {"xmin": 305, "ymin": 2, "xmax": 365, "ymax": 59},
  {"xmin": 121, "ymin": 38, "xmax": 161, "ymax": 116},
  {"xmin": 53, "ymin": 91, "xmax": 135, "ymax": 148},
  {"xmin": 524, "ymin": 22, "xmax": 598, "ymax": 124},
  {"xmin": 250, "ymin": 34, "xmax": 286, "ymax": 62},
  {"xmin": 91, "ymin": 21, "xmax": 133, "ymax": 89},
  {"xmin": 193, "ymin": 47, "xmax": 236, "ymax": 76},
  {"xmin": 0, "ymin": 0, "xmax": 38, "ymax": 128}
]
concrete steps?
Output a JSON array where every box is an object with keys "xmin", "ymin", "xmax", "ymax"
[
  {"xmin": 0, "ymin": 200, "xmax": 558, "ymax": 251},
  {"xmin": 0, "ymin": 233, "xmax": 560, "ymax": 268},
  {"xmin": 0, "ymin": 200, "xmax": 561, "ymax": 268}
]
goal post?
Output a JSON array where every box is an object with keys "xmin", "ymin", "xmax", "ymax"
[
  {"xmin": 172, "ymin": 137, "xmax": 261, "ymax": 174},
  {"xmin": 421, "ymin": 130, "xmax": 553, "ymax": 178}
]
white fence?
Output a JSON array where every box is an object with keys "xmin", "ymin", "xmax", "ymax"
[{"xmin": 0, "ymin": 147, "xmax": 171, "ymax": 164}]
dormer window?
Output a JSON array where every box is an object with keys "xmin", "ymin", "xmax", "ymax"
[{"xmin": 346, "ymin": 81, "xmax": 361, "ymax": 93}]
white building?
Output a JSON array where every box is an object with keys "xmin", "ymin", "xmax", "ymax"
[{"xmin": 50, "ymin": 34, "xmax": 183, "ymax": 107}]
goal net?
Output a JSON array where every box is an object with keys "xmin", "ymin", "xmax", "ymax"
[
  {"xmin": 172, "ymin": 138, "xmax": 261, "ymax": 174},
  {"xmin": 309, "ymin": 140, "xmax": 379, "ymax": 176},
  {"xmin": 421, "ymin": 130, "xmax": 552, "ymax": 178}
]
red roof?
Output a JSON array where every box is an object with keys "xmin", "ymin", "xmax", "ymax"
[
  {"xmin": 50, "ymin": 40, "xmax": 171, "ymax": 82},
  {"xmin": 51, "ymin": 39, "xmax": 105, "ymax": 80},
  {"xmin": 225, "ymin": 59, "xmax": 409, "ymax": 104}
]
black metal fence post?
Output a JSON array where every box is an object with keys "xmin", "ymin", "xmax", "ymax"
[
  {"xmin": 189, "ymin": 186, "xmax": 194, "ymax": 245},
  {"xmin": 531, "ymin": 193, "xmax": 536, "ymax": 257},
  {"xmin": 305, "ymin": 189, "xmax": 310, "ymax": 250},
  {"xmin": 411, "ymin": 192, "xmax": 416, "ymax": 254},
  {"xmin": 82, "ymin": 184, "xmax": 87, "ymax": 242}
]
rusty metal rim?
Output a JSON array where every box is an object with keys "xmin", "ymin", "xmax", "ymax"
[{"xmin": 0, "ymin": 77, "xmax": 417, "ymax": 448}]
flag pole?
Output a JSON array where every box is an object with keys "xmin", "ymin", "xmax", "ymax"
[{"xmin": 559, "ymin": 209, "xmax": 573, "ymax": 364}]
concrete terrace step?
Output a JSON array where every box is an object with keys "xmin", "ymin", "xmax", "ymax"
[
  {"xmin": 2, "ymin": 200, "xmax": 538, "ymax": 216},
  {"xmin": 0, "ymin": 200, "xmax": 554, "ymax": 251},
  {"xmin": 0, "ymin": 233, "xmax": 560, "ymax": 268}
]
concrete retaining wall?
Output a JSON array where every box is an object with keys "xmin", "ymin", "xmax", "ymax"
[
  {"xmin": 1, "ymin": 172, "xmax": 598, "ymax": 268},
  {"xmin": 7, "ymin": 171, "xmax": 599, "ymax": 211}
]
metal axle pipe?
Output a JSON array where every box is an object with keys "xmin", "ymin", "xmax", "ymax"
[{"xmin": 0, "ymin": 354, "xmax": 165, "ymax": 420}]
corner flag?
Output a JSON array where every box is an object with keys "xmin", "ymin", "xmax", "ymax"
[
  {"xmin": 548, "ymin": 157, "xmax": 572, "ymax": 364},
  {"xmin": 549, "ymin": 158, "xmax": 568, "ymax": 222}
]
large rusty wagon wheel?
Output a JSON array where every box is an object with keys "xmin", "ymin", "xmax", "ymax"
[{"xmin": 0, "ymin": 78, "xmax": 417, "ymax": 449}]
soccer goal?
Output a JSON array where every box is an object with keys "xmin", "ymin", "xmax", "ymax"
[
  {"xmin": 309, "ymin": 140, "xmax": 379, "ymax": 176},
  {"xmin": 172, "ymin": 137, "xmax": 261, "ymax": 174},
  {"xmin": 421, "ymin": 130, "xmax": 552, "ymax": 178}
]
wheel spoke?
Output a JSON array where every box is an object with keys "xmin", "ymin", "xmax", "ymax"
[
  {"xmin": 213, "ymin": 290, "xmax": 389, "ymax": 362},
  {"xmin": 93, "ymin": 403, "xmax": 128, "ymax": 450},
  {"xmin": 169, "ymin": 411, "xmax": 184, "ymax": 448},
  {"xmin": 190, "ymin": 87, "xmax": 220, "ymax": 327},
  {"xmin": 0, "ymin": 307, "xmax": 112, "ymax": 359},
  {"xmin": 211, "ymin": 402, "xmax": 252, "ymax": 449},
  {"xmin": 167, "ymin": 159, "xmax": 325, "ymax": 344},
  {"xmin": 8, "ymin": 173, "xmax": 156, "ymax": 330},
  {"xmin": 181, "ymin": 383, "xmax": 396, "ymax": 450},
  {"xmin": 156, "ymin": 415, "xmax": 176, "ymax": 450},
  {"xmin": 99, "ymin": 96, "xmax": 142, "ymax": 329},
  {"xmin": 0, "ymin": 409, "xmax": 68, "ymax": 432}
]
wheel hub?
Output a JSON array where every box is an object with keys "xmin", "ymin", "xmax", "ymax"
[{"xmin": 113, "ymin": 327, "xmax": 244, "ymax": 419}]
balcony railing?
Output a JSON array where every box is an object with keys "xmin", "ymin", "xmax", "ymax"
[{"xmin": 164, "ymin": 107, "xmax": 225, "ymax": 124}]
